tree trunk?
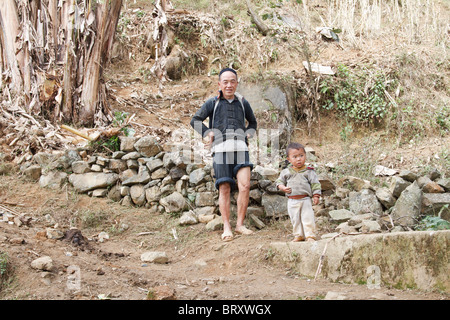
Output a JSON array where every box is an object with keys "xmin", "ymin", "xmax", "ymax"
[
  {"xmin": 0, "ymin": 0, "xmax": 123, "ymax": 127},
  {"xmin": 0, "ymin": 0, "xmax": 23, "ymax": 95}
]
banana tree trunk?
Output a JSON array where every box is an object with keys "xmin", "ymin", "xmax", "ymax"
[
  {"xmin": 0, "ymin": 0, "xmax": 123, "ymax": 127},
  {"xmin": 0, "ymin": 0, "xmax": 23, "ymax": 95}
]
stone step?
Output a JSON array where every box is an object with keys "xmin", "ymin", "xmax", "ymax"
[{"xmin": 269, "ymin": 230, "xmax": 449, "ymax": 292}]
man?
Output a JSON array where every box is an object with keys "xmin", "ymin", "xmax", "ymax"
[{"xmin": 190, "ymin": 68, "xmax": 257, "ymax": 241}]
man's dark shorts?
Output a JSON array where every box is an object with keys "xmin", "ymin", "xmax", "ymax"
[{"xmin": 212, "ymin": 151, "xmax": 253, "ymax": 190}]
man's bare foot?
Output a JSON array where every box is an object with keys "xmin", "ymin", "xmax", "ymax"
[
  {"xmin": 235, "ymin": 226, "xmax": 253, "ymax": 235},
  {"xmin": 306, "ymin": 237, "xmax": 316, "ymax": 242}
]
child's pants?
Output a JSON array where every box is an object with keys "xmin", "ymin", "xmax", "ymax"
[{"xmin": 287, "ymin": 198, "xmax": 316, "ymax": 239}]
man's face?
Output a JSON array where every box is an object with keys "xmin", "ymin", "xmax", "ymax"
[
  {"xmin": 218, "ymin": 71, "xmax": 238, "ymax": 99},
  {"xmin": 287, "ymin": 148, "xmax": 306, "ymax": 169}
]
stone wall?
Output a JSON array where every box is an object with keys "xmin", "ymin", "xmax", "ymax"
[{"xmin": 18, "ymin": 135, "xmax": 450, "ymax": 233}]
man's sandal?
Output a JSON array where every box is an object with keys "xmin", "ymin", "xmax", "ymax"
[
  {"xmin": 221, "ymin": 232, "xmax": 234, "ymax": 242},
  {"xmin": 235, "ymin": 226, "xmax": 253, "ymax": 235}
]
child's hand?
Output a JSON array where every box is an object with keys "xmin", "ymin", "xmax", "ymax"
[
  {"xmin": 313, "ymin": 196, "xmax": 320, "ymax": 205},
  {"xmin": 278, "ymin": 185, "xmax": 292, "ymax": 194}
]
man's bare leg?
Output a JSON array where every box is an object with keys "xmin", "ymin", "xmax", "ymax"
[
  {"xmin": 235, "ymin": 167, "xmax": 253, "ymax": 235},
  {"xmin": 218, "ymin": 182, "xmax": 233, "ymax": 240}
]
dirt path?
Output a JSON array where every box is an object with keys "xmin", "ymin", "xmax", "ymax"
[{"xmin": 0, "ymin": 175, "xmax": 447, "ymax": 301}]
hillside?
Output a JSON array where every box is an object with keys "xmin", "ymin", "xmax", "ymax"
[
  {"xmin": 0, "ymin": 0, "xmax": 449, "ymax": 302},
  {"xmin": 106, "ymin": 0, "xmax": 449, "ymax": 178}
]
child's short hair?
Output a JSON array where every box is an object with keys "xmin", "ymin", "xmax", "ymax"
[{"xmin": 286, "ymin": 142, "xmax": 305, "ymax": 156}]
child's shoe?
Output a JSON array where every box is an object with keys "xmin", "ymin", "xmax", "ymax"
[{"xmin": 292, "ymin": 236, "xmax": 305, "ymax": 242}]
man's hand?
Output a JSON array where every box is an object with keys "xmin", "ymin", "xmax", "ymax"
[
  {"xmin": 204, "ymin": 131, "xmax": 215, "ymax": 150},
  {"xmin": 278, "ymin": 185, "xmax": 292, "ymax": 194}
]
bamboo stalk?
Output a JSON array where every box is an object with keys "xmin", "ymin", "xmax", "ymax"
[{"xmin": 60, "ymin": 124, "xmax": 93, "ymax": 141}]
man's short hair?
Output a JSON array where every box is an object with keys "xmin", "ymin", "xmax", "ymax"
[
  {"xmin": 219, "ymin": 67, "xmax": 237, "ymax": 80},
  {"xmin": 286, "ymin": 142, "xmax": 305, "ymax": 156}
]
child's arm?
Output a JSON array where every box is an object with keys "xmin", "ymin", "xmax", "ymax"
[
  {"xmin": 307, "ymin": 169, "xmax": 322, "ymax": 205},
  {"xmin": 275, "ymin": 169, "xmax": 291, "ymax": 194}
]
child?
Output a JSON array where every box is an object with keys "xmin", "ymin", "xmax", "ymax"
[{"xmin": 276, "ymin": 142, "xmax": 321, "ymax": 242}]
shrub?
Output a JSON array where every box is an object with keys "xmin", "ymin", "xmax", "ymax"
[
  {"xmin": 319, "ymin": 64, "xmax": 397, "ymax": 125},
  {"xmin": 416, "ymin": 214, "xmax": 450, "ymax": 231}
]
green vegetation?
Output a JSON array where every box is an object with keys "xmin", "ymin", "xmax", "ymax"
[
  {"xmin": 319, "ymin": 64, "xmax": 397, "ymax": 125},
  {"xmin": 416, "ymin": 214, "xmax": 450, "ymax": 231},
  {"xmin": 0, "ymin": 251, "xmax": 14, "ymax": 295},
  {"xmin": 90, "ymin": 135, "xmax": 120, "ymax": 153}
]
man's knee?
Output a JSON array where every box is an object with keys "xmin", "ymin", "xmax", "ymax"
[
  {"xmin": 219, "ymin": 182, "xmax": 231, "ymax": 195},
  {"xmin": 237, "ymin": 180, "xmax": 250, "ymax": 193}
]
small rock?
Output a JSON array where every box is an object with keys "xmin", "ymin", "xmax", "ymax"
[
  {"xmin": 134, "ymin": 136, "xmax": 162, "ymax": 157},
  {"xmin": 375, "ymin": 187, "xmax": 396, "ymax": 209},
  {"xmin": 195, "ymin": 192, "xmax": 216, "ymax": 207},
  {"xmin": 373, "ymin": 165, "xmax": 397, "ymax": 176},
  {"xmin": 248, "ymin": 213, "xmax": 266, "ymax": 229},
  {"xmin": 328, "ymin": 209, "xmax": 355, "ymax": 222},
  {"xmin": 31, "ymin": 256, "xmax": 53, "ymax": 271},
  {"xmin": 23, "ymin": 164, "xmax": 42, "ymax": 180},
  {"xmin": 46, "ymin": 228, "xmax": 65, "ymax": 239},
  {"xmin": 359, "ymin": 220, "xmax": 382, "ymax": 233},
  {"xmin": 389, "ymin": 176, "xmax": 411, "ymax": 198},
  {"xmin": 140, "ymin": 251, "xmax": 169, "ymax": 264},
  {"xmin": 189, "ymin": 168, "xmax": 206, "ymax": 185},
  {"xmin": 436, "ymin": 178, "xmax": 450, "ymax": 192},
  {"xmin": 198, "ymin": 214, "xmax": 218, "ymax": 224},
  {"xmin": 336, "ymin": 222, "xmax": 358, "ymax": 234},
  {"xmin": 98, "ymin": 232, "xmax": 109, "ymax": 242},
  {"xmin": 337, "ymin": 176, "xmax": 372, "ymax": 191},
  {"xmin": 147, "ymin": 285, "xmax": 176, "ymax": 300},
  {"xmin": 205, "ymin": 216, "xmax": 223, "ymax": 231},
  {"xmin": 399, "ymin": 170, "xmax": 418, "ymax": 182},
  {"xmin": 427, "ymin": 168, "xmax": 441, "ymax": 181},
  {"xmin": 179, "ymin": 211, "xmax": 198, "ymax": 225},
  {"xmin": 9, "ymin": 237, "xmax": 25, "ymax": 244},
  {"xmin": 72, "ymin": 161, "xmax": 91, "ymax": 174},
  {"xmin": 421, "ymin": 181, "xmax": 445, "ymax": 194}
]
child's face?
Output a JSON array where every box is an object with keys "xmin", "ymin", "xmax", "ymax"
[{"xmin": 287, "ymin": 148, "xmax": 306, "ymax": 169}]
